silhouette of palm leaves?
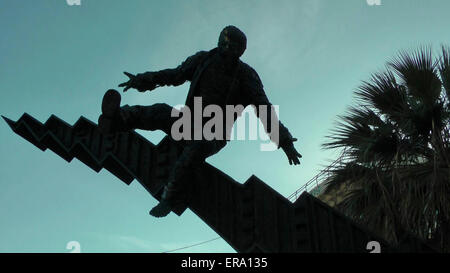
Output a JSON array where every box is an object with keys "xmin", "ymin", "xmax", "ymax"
[{"xmin": 323, "ymin": 46, "xmax": 450, "ymax": 251}]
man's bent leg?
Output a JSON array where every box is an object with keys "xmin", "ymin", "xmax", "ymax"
[
  {"xmin": 121, "ymin": 103, "xmax": 178, "ymax": 135},
  {"xmin": 98, "ymin": 89, "xmax": 178, "ymax": 134},
  {"xmin": 150, "ymin": 140, "xmax": 227, "ymax": 217},
  {"xmin": 149, "ymin": 142, "xmax": 202, "ymax": 217}
]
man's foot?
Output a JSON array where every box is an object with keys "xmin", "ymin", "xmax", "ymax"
[
  {"xmin": 98, "ymin": 89, "xmax": 125, "ymax": 134},
  {"xmin": 149, "ymin": 199, "xmax": 172, "ymax": 218},
  {"xmin": 102, "ymin": 89, "xmax": 121, "ymax": 117}
]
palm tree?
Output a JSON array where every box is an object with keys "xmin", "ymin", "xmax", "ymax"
[{"xmin": 322, "ymin": 46, "xmax": 450, "ymax": 251}]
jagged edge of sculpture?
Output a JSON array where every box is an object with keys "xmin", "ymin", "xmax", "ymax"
[
  {"xmin": 2, "ymin": 113, "xmax": 437, "ymax": 253},
  {"xmin": 2, "ymin": 113, "xmax": 145, "ymax": 184}
]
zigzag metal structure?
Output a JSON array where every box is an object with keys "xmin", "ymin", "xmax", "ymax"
[{"xmin": 2, "ymin": 113, "xmax": 435, "ymax": 253}]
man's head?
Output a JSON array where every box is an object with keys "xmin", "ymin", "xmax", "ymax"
[{"xmin": 218, "ymin": 25, "xmax": 247, "ymax": 59}]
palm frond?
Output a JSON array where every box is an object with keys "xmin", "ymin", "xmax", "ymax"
[
  {"xmin": 356, "ymin": 70, "xmax": 409, "ymax": 117},
  {"xmin": 439, "ymin": 45, "xmax": 450, "ymax": 101},
  {"xmin": 324, "ymin": 106, "xmax": 399, "ymax": 163},
  {"xmin": 389, "ymin": 47, "xmax": 442, "ymax": 106},
  {"xmin": 322, "ymin": 46, "xmax": 450, "ymax": 251}
]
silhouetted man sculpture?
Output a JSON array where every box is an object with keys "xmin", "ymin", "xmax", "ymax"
[{"xmin": 98, "ymin": 26, "xmax": 302, "ymax": 217}]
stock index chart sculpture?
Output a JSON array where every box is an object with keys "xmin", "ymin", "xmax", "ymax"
[
  {"xmin": 104, "ymin": 25, "xmax": 302, "ymax": 217},
  {"xmin": 3, "ymin": 26, "xmax": 434, "ymax": 253}
]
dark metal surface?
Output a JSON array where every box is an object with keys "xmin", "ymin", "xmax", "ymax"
[{"xmin": 3, "ymin": 113, "xmax": 436, "ymax": 253}]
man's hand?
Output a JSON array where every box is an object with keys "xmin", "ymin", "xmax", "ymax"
[
  {"xmin": 281, "ymin": 138, "xmax": 302, "ymax": 165},
  {"xmin": 118, "ymin": 72, "xmax": 158, "ymax": 92}
]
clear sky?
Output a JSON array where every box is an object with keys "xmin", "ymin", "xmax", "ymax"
[{"xmin": 1, "ymin": 0, "xmax": 450, "ymax": 253}]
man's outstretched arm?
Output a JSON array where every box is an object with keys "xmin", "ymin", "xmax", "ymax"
[
  {"xmin": 119, "ymin": 51, "xmax": 208, "ymax": 92},
  {"xmin": 244, "ymin": 67, "xmax": 302, "ymax": 165}
]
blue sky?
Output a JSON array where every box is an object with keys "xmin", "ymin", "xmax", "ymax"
[{"xmin": 1, "ymin": 0, "xmax": 450, "ymax": 252}]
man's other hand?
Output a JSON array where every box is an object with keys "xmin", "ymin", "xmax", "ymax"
[
  {"xmin": 118, "ymin": 72, "xmax": 157, "ymax": 92},
  {"xmin": 281, "ymin": 138, "xmax": 302, "ymax": 165}
]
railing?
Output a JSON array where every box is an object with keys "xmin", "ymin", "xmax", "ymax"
[{"xmin": 287, "ymin": 149, "xmax": 347, "ymax": 202}]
